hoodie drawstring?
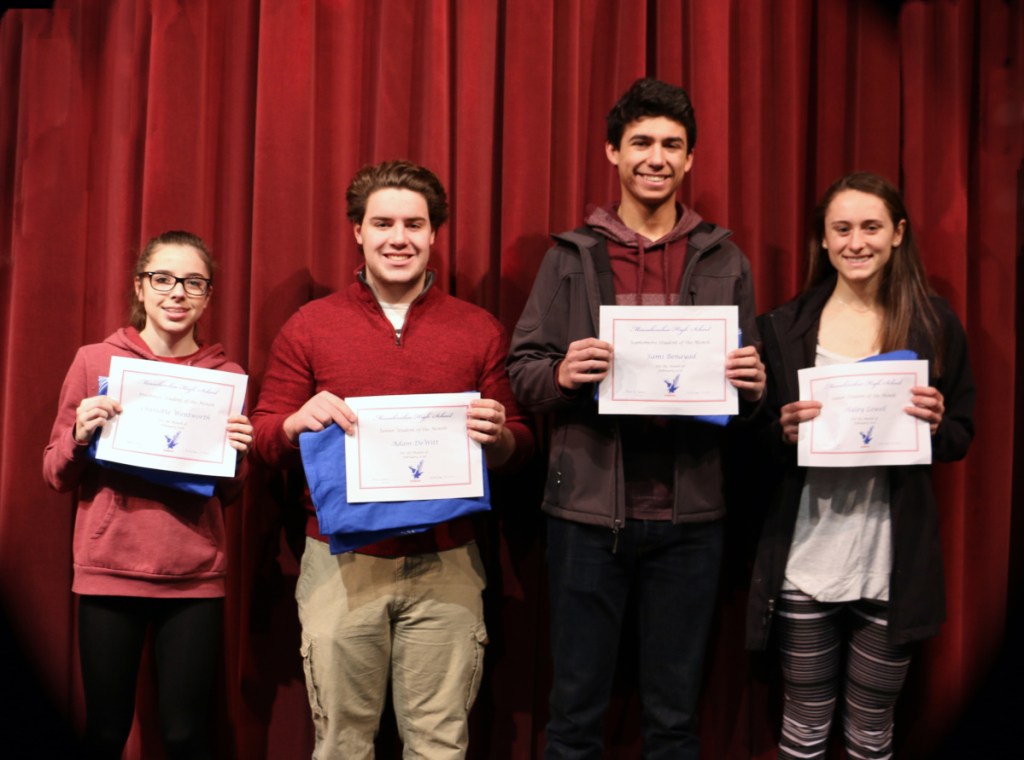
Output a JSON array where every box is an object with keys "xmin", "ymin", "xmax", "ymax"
[
  {"xmin": 635, "ymin": 238, "xmax": 675, "ymax": 305},
  {"xmin": 663, "ymin": 240, "xmax": 672, "ymax": 303},
  {"xmin": 636, "ymin": 238, "xmax": 645, "ymax": 301}
]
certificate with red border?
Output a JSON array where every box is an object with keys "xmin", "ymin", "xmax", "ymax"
[
  {"xmin": 343, "ymin": 392, "xmax": 484, "ymax": 503},
  {"xmin": 598, "ymin": 305, "xmax": 739, "ymax": 416},
  {"xmin": 95, "ymin": 356, "xmax": 248, "ymax": 477},
  {"xmin": 797, "ymin": 360, "xmax": 931, "ymax": 467}
]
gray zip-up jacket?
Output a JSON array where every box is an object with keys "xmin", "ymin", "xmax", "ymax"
[{"xmin": 507, "ymin": 221, "xmax": 761, "ymax": 531}]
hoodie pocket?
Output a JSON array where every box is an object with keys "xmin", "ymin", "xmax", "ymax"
[{"xmin": 82, "ymin": 490, "xmax": 223, "ymax": 578}]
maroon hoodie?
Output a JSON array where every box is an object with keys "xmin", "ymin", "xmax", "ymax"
[
  {"xmin": 43, "ymin": 327, "xmax": 248, "ymax": 598},
  {"xmin": 585, "ymin": 202, "xmax": 703, "ymax": 305},
  {"xmin": 585, "ymin": 203, "xmax": 704, "ymax": 520}
]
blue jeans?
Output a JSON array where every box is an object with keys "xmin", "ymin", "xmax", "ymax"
[{"xmin": 544, "ymin": 516, "xmax": 724, "ymax": 760}]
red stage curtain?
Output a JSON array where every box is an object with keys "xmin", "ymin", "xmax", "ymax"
[{"xmin": 1, "ymin": 1, "xmax": 1020, "ymax": 757}]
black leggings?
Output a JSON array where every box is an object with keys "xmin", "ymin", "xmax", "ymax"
[{"xmin": 77, "ymin": 595, "xmax": 223, "ymax": 760}]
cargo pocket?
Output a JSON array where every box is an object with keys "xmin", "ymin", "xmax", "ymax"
[
  {"xmin": 300, "ymin": 637, "xmax": 326, "ymax": 719},
  {"xmin": 464, "ymin": 622, "xmax": 489, "ymax": 710}
]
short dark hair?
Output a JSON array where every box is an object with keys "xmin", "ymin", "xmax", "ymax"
[
  {"xmin": 606, "ymin": 78, "xmax": 697, "ymax": 151},
  {"xmin": 130, "ymin": 230, "xmax": 214, "ymax": 330},
  {"xmin": 345, "ymin": 160, "xmax": 449, "ymax": 230}
]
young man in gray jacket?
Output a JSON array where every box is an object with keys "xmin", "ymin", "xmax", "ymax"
[{"xmin": 507, "ymin": 78, "xmax": 765, "ymax": 759}]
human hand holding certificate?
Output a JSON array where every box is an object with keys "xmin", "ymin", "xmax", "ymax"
[
  {"xmin": 344, "ymin": 392, "xmax": 484, "ymax": 502},
  {"xmin": 95, "ymin": 356, "xmax": 248, "ymax": 477},
  {"xmin": 598, "ymin": 305, "xmax": 739, "ymax": 415},
  {"xmin": 797, "ymin": 360, "xmax": 931, "ymax": 467}
]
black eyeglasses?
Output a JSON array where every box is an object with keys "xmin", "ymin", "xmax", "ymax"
[{"xmin": 140, "ymin": 272, "xmax": 212, "ymax": 296}]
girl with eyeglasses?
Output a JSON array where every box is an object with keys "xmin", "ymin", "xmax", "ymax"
[
  {"xmin": 746, "ymin": 174, "xmax": 975, "ymax": 759},
  {"xmin": 43, "ymin": 230, "xmax": 252, "ymax": 759}
]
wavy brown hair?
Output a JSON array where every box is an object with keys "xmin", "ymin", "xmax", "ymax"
[
  {"xmin": 129, "ymin": 230, "xmax": 215, "ymax": 331},
  {"xmin": 345, "ymin": 160, "xmax": 448, "ymax": 230},
  {"xmin": 807, "ymin": 172, "xmax": 943, "ymax": 372}
]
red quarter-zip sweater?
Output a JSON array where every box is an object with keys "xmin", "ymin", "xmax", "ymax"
[{"xmin": 251, "ymin": 272, "xmax": 533, "ymax": 557}]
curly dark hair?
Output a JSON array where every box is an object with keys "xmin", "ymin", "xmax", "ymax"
[{"xmin": 606, "ymin": 78, "xmax": 697, "ymax": 151}]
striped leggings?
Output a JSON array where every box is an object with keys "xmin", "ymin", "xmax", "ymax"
[{"xmin": 776, "ymin": 589, "xmax": 912, "ymax": 760}]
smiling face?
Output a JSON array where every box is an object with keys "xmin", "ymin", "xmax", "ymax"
[
  {"xmin": 606, "ymin": 115, "xmax": 694, "ymax": 214},
  {"xmin": 822, "ymin": 189, "xmax": 906, "ymax": 289},
  {"xmin": 354, "ymin": 188, "xmax": 436, "ymax": 304},
  {"xmin": 133, "ymin": 243, "xmax": 211, "ymax": 347}
]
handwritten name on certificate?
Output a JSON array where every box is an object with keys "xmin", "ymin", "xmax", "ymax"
[
  {"xmin": 598, "ymin": 305, "xmax": 739, "ymax": 416},
  {"xmin": 96, "ymin": 356, "xmax": 248, "ymax": 477},
  {"xmin": 797, "ymin": 360, "xmax": 931, "ymax": 467},
  {"xmin": 344, "ymin": 393, "xmax": 484, "ymax": 503}
]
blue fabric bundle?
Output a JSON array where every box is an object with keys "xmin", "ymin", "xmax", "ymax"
[
  {"xmin": 299, "ymin": 423, "xmax": 491, "ymax": 554},
  {"xmin": 87, "ymin": 377, "xmax": 218, "ymax": 497},
  {"xmin": 860, "ymin": 350, "xmax": 918, "ymax": 363}
]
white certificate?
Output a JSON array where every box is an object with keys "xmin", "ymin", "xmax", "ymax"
[
  {"xmin": 598, "ymin": 305, "xmax": 739, "ymax": 415},
  {"xmin": 344, "ymin": 392, "xmax": 484, "ymax": 503},
  {"xmin": 96, "ymin": 356, "xmax": 248, "ymax": 477},
  {"xmin": 797, "ymin": 360, "xmax": 931, "ymax": 467}
]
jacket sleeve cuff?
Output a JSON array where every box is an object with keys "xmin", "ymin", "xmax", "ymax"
[{"xmin": 737, "ymin": 391, "xmax": 766, "ymax": 421}]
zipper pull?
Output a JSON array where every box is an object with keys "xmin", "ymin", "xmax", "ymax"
[{"xmin": 611, "ymin": 521, "xmax": 621, "ymax": 554}]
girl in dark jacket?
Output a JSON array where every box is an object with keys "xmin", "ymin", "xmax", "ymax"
[{"xmin": 747, "ymin": 173, "xmax": 975, "ymax": 759}]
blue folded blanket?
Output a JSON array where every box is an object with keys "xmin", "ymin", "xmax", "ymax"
[
  {"xmin": 87, "ymin": 376, "xmax": 218, "ymax": 497},
  {"xmin": 860, "ymin": 350, "xmax": 918, "ymax": 363},
  {"xmin": 299, "ymin": 423, "xmax": 491, "ymax": 554}
]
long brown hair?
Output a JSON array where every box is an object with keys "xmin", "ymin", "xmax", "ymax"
[
  {"xmin": 807, "ymin": 173, "xmax": 942, "ymax": 372},
  {"xmin": 129, "ymin": 230, "xmax": 215, "ymax": 331}
]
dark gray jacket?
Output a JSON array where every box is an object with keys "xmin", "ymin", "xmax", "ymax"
[
  {"xmin": 746, "ymin": 275, "xmax": 975, "ymax": 648},
  {"xmin": 507, "ymin": 222, "xmax": 761, "ymax": 531}
]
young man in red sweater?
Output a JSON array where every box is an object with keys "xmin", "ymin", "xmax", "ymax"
[{"xmin": 251, "ymin": 160, "xmax": 532, "ymax": 759}]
